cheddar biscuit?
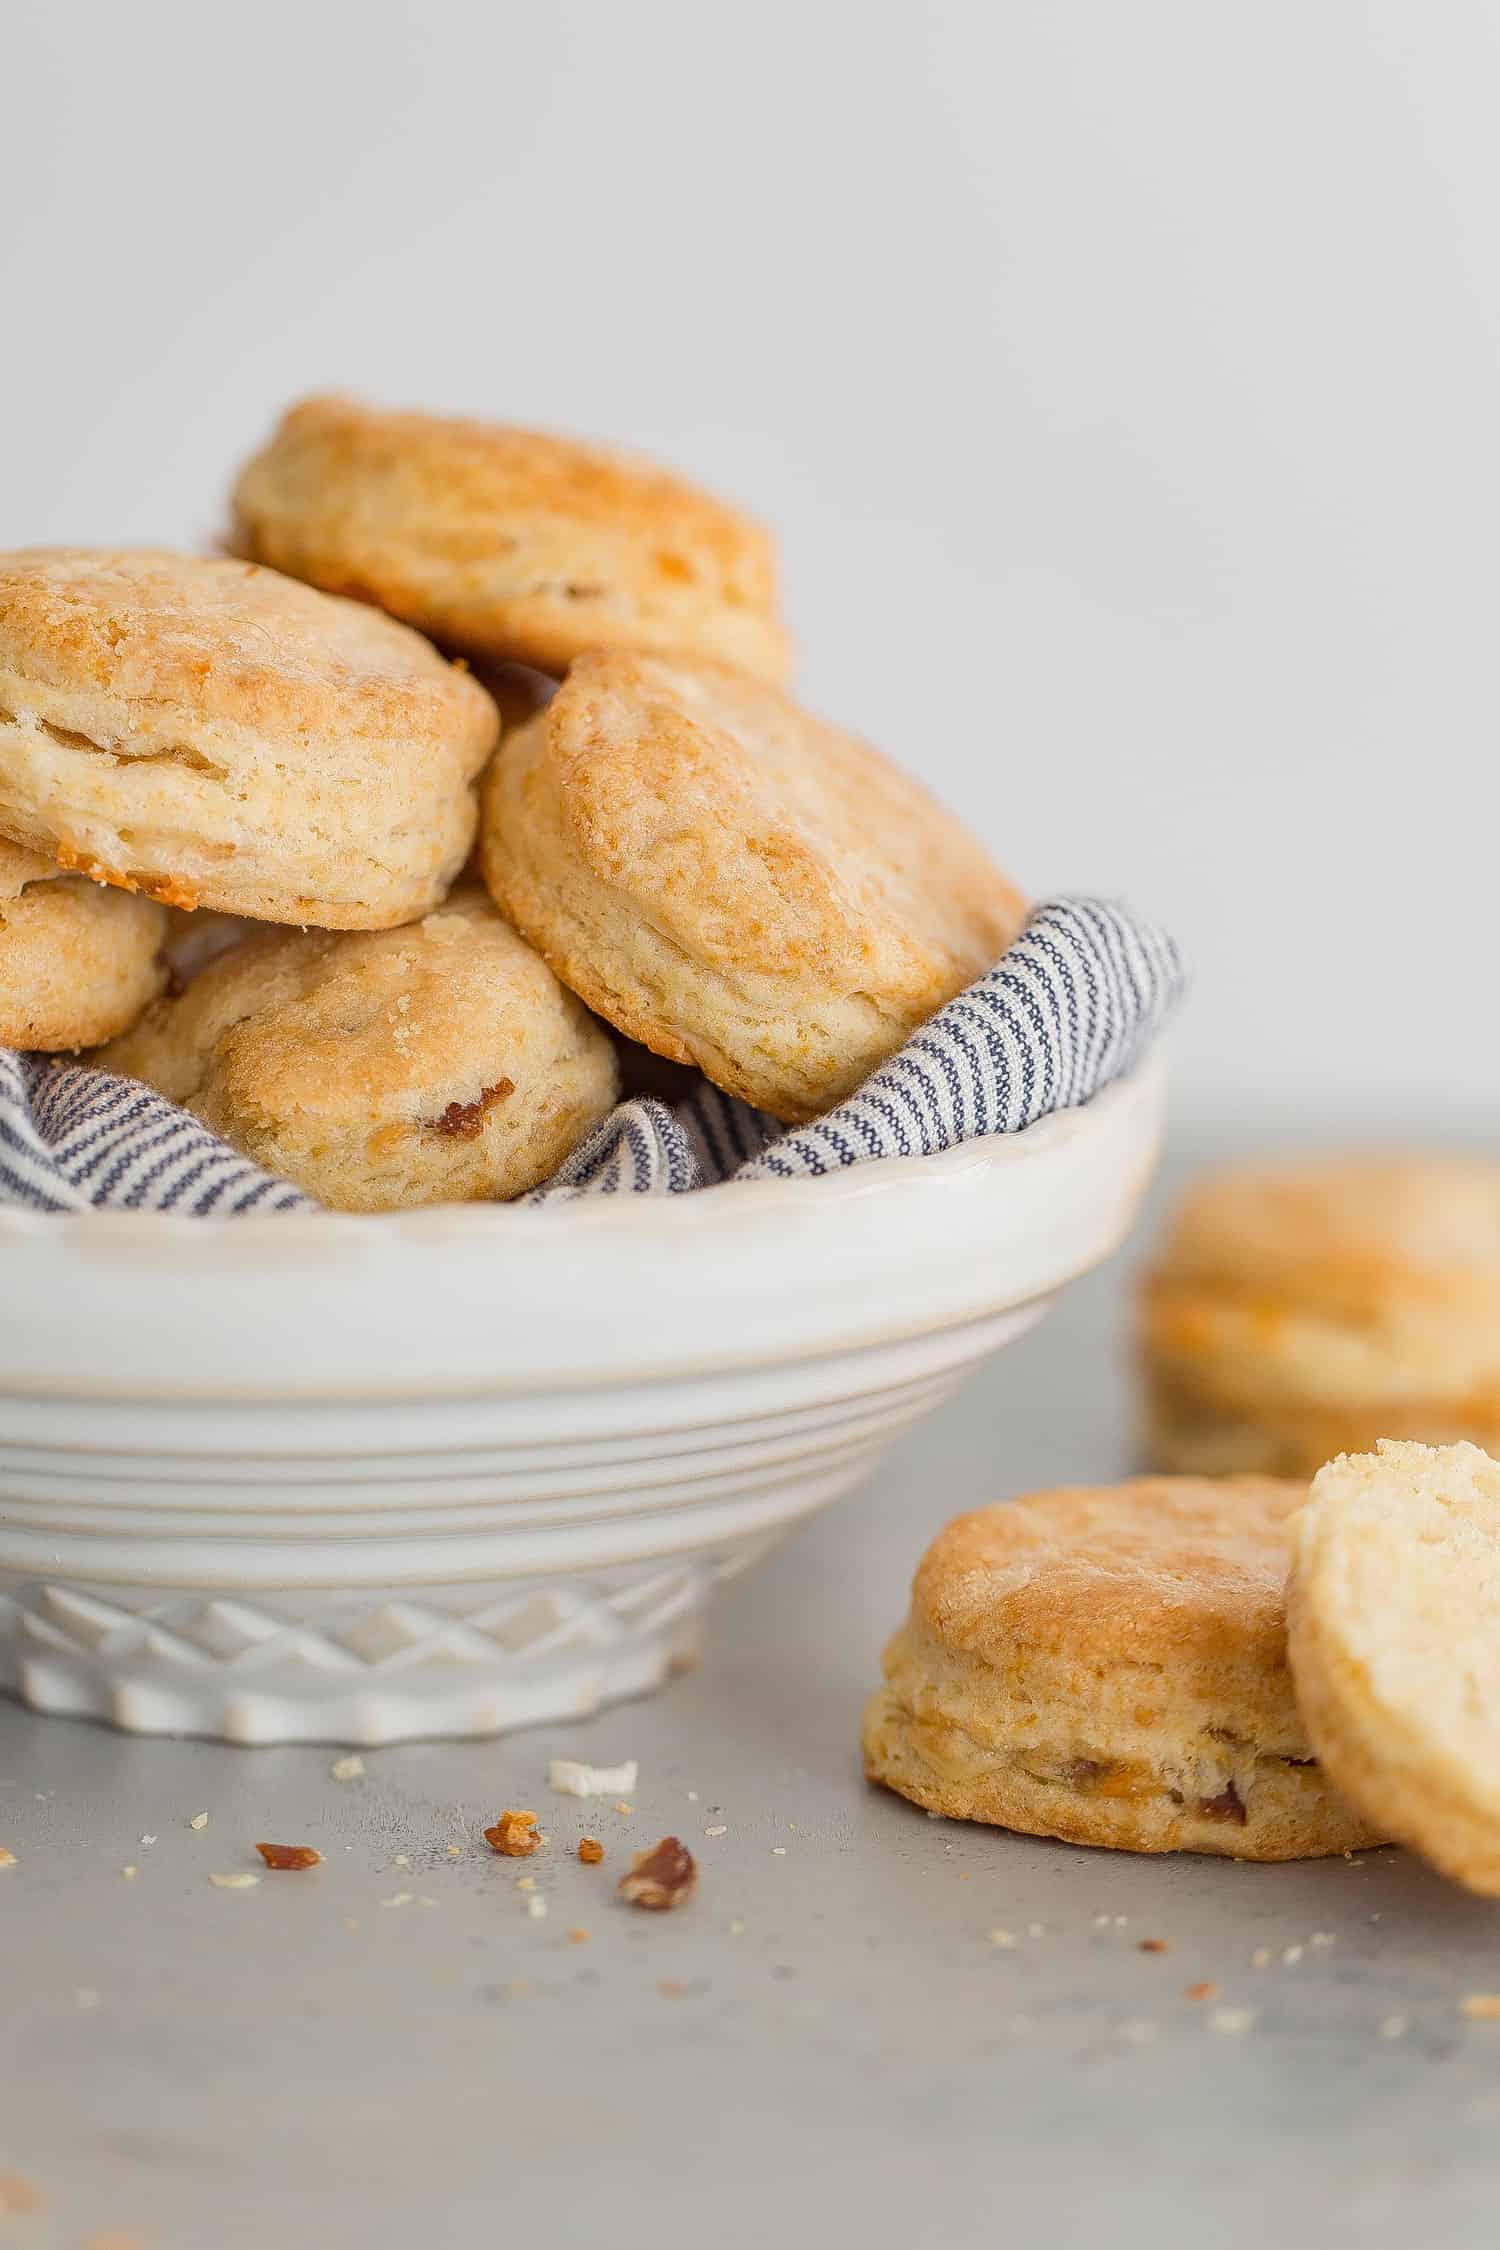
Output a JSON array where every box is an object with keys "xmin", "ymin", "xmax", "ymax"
[
  {"xmin": 0, "ymin": 838, "xmax": 165, "ymax": 1048},
  {"xmin": 0, "ymin": 549, "xmax": 497, "ymax": 928},
  {"xmin": 1288, "ymin": 1440, "xmax": 1500, "ymax": 1895},
  {"xmin": 231, "ymin": 395, "xmax": 791, "ymax": 684},
  {"xmin": 1141, "ymin": 1158, "xmax": 1500, "ymax": 1477},
  {"xmin": 480, "ymin": 651, "xmax": 1026, "ymax": 1122},
  {"xmin": 864, "ymin": 1476, "xmax": 1383, "ymax": 1860},
  {"xmin": 101, "ymin": 886, "xmax": 618, "ymax": 1212}
]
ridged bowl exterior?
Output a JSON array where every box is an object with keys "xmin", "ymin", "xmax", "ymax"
[{"xmin": 0, "ymin": 1063, "xmax": 1163, "ymax": 1742}]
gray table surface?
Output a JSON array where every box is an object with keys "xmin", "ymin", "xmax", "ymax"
[{"xmin": 4, "ymin": 1166, "xmax": 1500, "ymax": 2250}]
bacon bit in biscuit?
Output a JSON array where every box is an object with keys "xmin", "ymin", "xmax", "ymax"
[
  {"xmin": 1184, "ymin": 1981, "xmax": 1218, "ymax": 2002},
  {"xmin": 1199, "ymin": 1781, "xmax": 1247, "ymax": 1825},
  {"xmin": 578, "ymin": 1838, "xmax": 605, "ymax": 1865},
  {"xmin": 1462, "ymin": 1994, "xmax": 1500, "ymax": 2019},
  {"xmin": 1138, "ymin": 1938, "xmax": 1170, "ymax": 1954},
  {"xmin": 0, "ymin": 2174, "xmax": 44, "ymax": 2214},
  {"xmin": 568, "ymin": 1927, "xmax": 590, "ymax": 1944},
  {"xmin": 485, "ymin": 1810, "xmax": 540, "ymax": 1858},
  {"xmin": 255, "ymin": 1843, "xmax": 322, "ymax": 1871},
  {"xmin": 618, "ymin": 1836, "xmax": 697, "ymax": 1911},
  {"xmin": 431, "ymin": 1081, "xmax": 514, "ymax": 1139}
]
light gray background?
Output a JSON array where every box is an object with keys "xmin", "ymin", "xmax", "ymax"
[
  {"xmin": 5, "ymin": 11, "xmax": 1500, "ymax": 2245},
  {"xmin": 6, "ymin": 0, "xmax": 1499, "ymax": 1129}
]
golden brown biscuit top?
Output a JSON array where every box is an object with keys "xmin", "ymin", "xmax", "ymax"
[
  {"xmin": 913, "ymin": 1477, "xmax": 1306, "ymax": 1671},
  {"xmin": 520, "ymin": 649, "xmax": 1025, "ymax": 993},
  {"xmin": 0, "ymin": 548, "xmax": 497, "ymax": 746},
  {"xmin": 1152, "ymin": 1157, "xmax": 1500, "ymax": 1322},
  {"xmin": 234, "ymin": 394, "xmax": 778, "ymax": 581}
]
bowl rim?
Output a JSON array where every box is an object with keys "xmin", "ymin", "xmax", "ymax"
[{"xmin": 0, "ymin": 1056, "xmax": 1166, "ymax": 1402}]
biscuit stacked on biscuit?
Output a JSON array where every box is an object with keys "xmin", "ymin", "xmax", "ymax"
[
  {"xmin": 0, "ymin": 397, "xmax": 1023, "ymax": 1206},
  {"xmin": 863, "ymin": 1475, "xmax": 1383, "ymax": 1861},
  {"xmin": 1139, "ymin": 1158, "xmax": 1500, "ymax": 1476}
]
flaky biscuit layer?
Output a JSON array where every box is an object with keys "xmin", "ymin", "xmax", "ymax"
[
  {"xmin": 480, "ymin": 651, "xmax": 1025, "ymax": 1122},
  {"xmin": 1143, "ymin": 1370, "xmax": 1500, "ymax": 1482},
  {"xmin": 1288, "ymin": 1440, "xmax": 1500, "ymax": 1895},
  {"xmin": 0, "ymin": 549, "xmax": 497, "ymax": 927},
  {"xmin": 865, "ymin": 1478, "xmax": 1383, "ymax": 1861},
  {"xmin": 1140, "ymin": 1158, "xmax": 1500, "ymax": 1478}
]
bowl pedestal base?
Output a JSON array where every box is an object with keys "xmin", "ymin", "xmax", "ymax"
[{"xmin": 0, "ymin": 1546, "xmax": 769, "ymax": 1745}]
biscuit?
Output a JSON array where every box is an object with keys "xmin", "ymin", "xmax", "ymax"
[
  {"xmin": 0, "ymin": 838, "xmax": 166, "ymax": 1048},
  {"xmin": 231, "ymin": 395, "xmax": 791, "ymax": 685},
  {"xmin": 1140, "ymin": 1158, "xmax": 1500, "ymax": 1479},
  {"xmin": 480, "ymin": 651, "xmax": 1026, "ymax": 1122},
  {"xmin": 0, "ymin": 549, "xmax": 498, "ymax": 928},
  {"xmin": 1288, "ymin": 1440, "xmax": 1500, "ymax": 1894},
  {"xmin": 101, "ymin": 885, "xmax": 619, "ymax": 1212},
  {"xmin": 863, "ymin": 1477, "xmax": 1384, "ymax": 1860}
]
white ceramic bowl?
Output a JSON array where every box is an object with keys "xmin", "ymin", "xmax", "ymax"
[{"xmin": 0, "ymin": 1059, "xmax": 1164, "ymax": 1744}]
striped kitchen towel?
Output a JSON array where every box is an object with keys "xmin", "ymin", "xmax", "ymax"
[{"xmin": 0, "ymin": 898, "xmax": 1182, "ymax": 1215}]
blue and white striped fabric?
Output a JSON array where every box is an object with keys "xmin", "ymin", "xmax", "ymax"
[
  {"xmin": 0, "ymin": 1051, "xmax": 315, "ymax": 1216},
  {"xmin": 0, "ymin": 898, "xmax": 1181, "ymax": 1216}
]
